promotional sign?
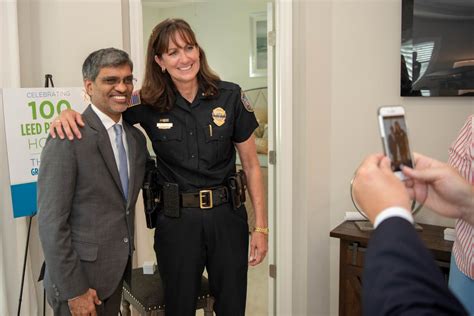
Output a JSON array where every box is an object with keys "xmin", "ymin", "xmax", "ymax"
[{"xmin": 1, "ymin": 88, "xmax": 88, "ymax": 217}]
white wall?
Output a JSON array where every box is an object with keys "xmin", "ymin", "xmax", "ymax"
[
  {"xmin": 142, "ymin": 0, "xmax": 268, "ymax": 90},
  {"xmin": 4, "ymin": 1, "xmax": 124, "ymax": 313},
  {"xmin": 4, "ymin": 0, "xmax": 474, "ymax": 315},
  {"xmin": 18, "ymin": 0, "xmax": 124, "ymax": 88},
  {"xmin": 292, "ymin": 0, "xmax": 473, "ymax": 315}
]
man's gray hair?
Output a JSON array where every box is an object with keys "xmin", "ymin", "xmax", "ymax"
[{"xmin": 82, "ymin": 48, "xmax": 133, "ymax": 81}]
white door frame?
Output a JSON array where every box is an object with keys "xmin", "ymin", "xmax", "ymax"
[
  {"xmin": 125, "ymin": 0, "xmax": 144, "ymax": 89},
  {"xmin": 126, "ymin": 1, "xmax": 293, "ymax": 314},
  {"xmin": 266, "ymin": 2, "xmax": 276, "ymax": 314},
  {"xmin": 274, "ymin": 0, "xmax": 293, "ymax": 314}
]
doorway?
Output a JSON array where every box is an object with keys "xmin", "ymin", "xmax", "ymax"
[{"xmin": 129, "ymin": 0, "xmax": 276, "ymax": 315}]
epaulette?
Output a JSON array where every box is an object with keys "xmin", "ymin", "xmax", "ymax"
[{"xmin": 218, "ymin": 81, "xmax": 239, "ymax": 92}]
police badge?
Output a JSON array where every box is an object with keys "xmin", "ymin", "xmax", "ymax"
[{"xmin": 212, "ymin": 107, "xmax": 226, "ymax": 126}]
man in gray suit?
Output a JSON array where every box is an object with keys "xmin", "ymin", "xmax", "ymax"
[{"xmin": 38, "ymin": 48, "xmax": 147, "ymax": 315}]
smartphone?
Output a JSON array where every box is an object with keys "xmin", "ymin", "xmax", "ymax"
[{"xmin": 378, "ymin": 106, "xmax": 414, "ymax": 180}]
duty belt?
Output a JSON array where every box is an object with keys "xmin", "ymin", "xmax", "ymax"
[{"xmin": 181, "ymin": 186, "xmax": 229, "ymax": 209}]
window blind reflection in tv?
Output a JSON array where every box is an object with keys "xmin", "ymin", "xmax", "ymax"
[{"xmin": 401, "ymin": 0, "xmax": 474, "ymax": 96}]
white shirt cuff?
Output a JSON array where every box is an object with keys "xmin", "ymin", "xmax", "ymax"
[{"xmin": 373, "ymin": 206, "xmax": 414, "ymax": 228}]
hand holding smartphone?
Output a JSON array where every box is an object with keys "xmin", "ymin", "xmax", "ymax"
[{"xmin": 378, "ymin": 106, "xmax": 414, "ymax": 180}]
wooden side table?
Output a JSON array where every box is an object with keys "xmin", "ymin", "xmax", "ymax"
[{"xmin": 330, "ymin": 221, "xmax": 453, "ymax": 316}]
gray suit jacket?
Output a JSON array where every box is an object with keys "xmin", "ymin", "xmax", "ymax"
[{"xmin": 38, "ymin": 105, "xmax": 147, "ymax": 301}]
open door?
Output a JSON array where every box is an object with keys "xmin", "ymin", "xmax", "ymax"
[{"xmin": 126, "ymin": 0, "xmax": 278, "ymax": 316}]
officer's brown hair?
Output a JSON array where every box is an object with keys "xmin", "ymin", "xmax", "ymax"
[{"xmin": 141, "ymin": 18, "xmax": 220, "ymax": 111}]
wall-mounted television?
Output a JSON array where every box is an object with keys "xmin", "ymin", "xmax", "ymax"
[{"xmin": 401, "ymin": 0, "xmax": 474, "ymax": 96}]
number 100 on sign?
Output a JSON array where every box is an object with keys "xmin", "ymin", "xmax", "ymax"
[
  {"xmin": 28, "ymin": 99, "xmax": 71, "ymax": 120},
  {"xmin": 21, "ymin": 100, "xmax": 71, "ymax": 136}
]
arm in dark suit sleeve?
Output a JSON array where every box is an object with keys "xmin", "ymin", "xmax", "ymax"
[
  {"xmin": 362, "ymin": 217, "xmax": 467, "ymax": 316},
  {"xmin": 37, "ymin": 136, "xmax": 89, "ymax": 300}
]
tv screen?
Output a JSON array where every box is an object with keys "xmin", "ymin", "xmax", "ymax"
[{"xmin": 401, "ymin": 0, "xmax": 474, "ymax": 96}]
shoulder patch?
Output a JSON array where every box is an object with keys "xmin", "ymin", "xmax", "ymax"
[
  {"xmin": 129, "ymin": 90, "xmax": 141, "ymax": 107},
  {"xmin": 241, "ymin": 90, "xmax": 254, "ymax": 112}
]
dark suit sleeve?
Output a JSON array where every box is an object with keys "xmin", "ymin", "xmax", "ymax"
[
  {"xmin": 37, "ymin": 136, "xmax": 90, "ymax": 300},
  {"xmin": 362, "ymin": 217, "xmax": 467, "ymax": 316}
]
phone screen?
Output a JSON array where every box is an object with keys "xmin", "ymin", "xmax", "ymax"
[{"xmin": 382, "ymin": 115, "xmax": 414, "ymax": 172}]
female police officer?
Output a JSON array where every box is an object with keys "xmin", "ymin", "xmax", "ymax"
[{"xmin": 50, "ymin": 18, "xmax": 267, "ymax": 315}]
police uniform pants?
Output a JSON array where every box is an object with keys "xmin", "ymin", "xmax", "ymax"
[{"xmin": 154, "ymin": 203, "xmax": 249, "ymax": 316}]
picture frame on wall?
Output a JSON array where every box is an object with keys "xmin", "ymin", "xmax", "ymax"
[{"xmin": 249, "ymin": 12, "xmax": 267, "ymax": 78}]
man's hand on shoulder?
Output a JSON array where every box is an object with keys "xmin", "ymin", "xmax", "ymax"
[
  {"xmin": 67, "ymin": 288, "xmax": 101, "ymax": 316},
  {"xmin": 50, "ymin": 109, "xmax": 84, "ymax": 140}
]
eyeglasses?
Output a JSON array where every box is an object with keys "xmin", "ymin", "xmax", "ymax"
[{"xmin": 99, "ymin": 76, "xmax": 137, "ymax": 86}]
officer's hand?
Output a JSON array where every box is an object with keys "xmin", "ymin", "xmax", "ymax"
[
  {"xmin": 67, "ymin": 288, "xmax": 101, "ymax": 316},
  {"xmin": 49, "ymin": 109, "xmax": 84, "ymax": 140},
  {"xmin": 249, "ymin": 231, "xmax": 268, "ymax": 266}
]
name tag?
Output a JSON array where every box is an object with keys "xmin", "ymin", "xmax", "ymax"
[{"xmin": 157, "ymin": 122, "xmax": 173, "ymax": 129}]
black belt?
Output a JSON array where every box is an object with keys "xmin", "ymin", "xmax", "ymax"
[{"xmin": 181, "ymin": 186, "xmax": 229, "ymax": 209}]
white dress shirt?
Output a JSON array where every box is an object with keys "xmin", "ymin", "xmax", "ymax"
[
  {"xmin": 374, "ymin": 206, "xmax": 414, "ymax": 228},
  {"xmin": 90, "ymin": 104, "xmax": 130, "ymax": 176}
]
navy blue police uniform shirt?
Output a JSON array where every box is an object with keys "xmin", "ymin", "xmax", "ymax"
[{"xmin": 123, "ymin": 81, "xmax": 259, "ymax": 192}]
